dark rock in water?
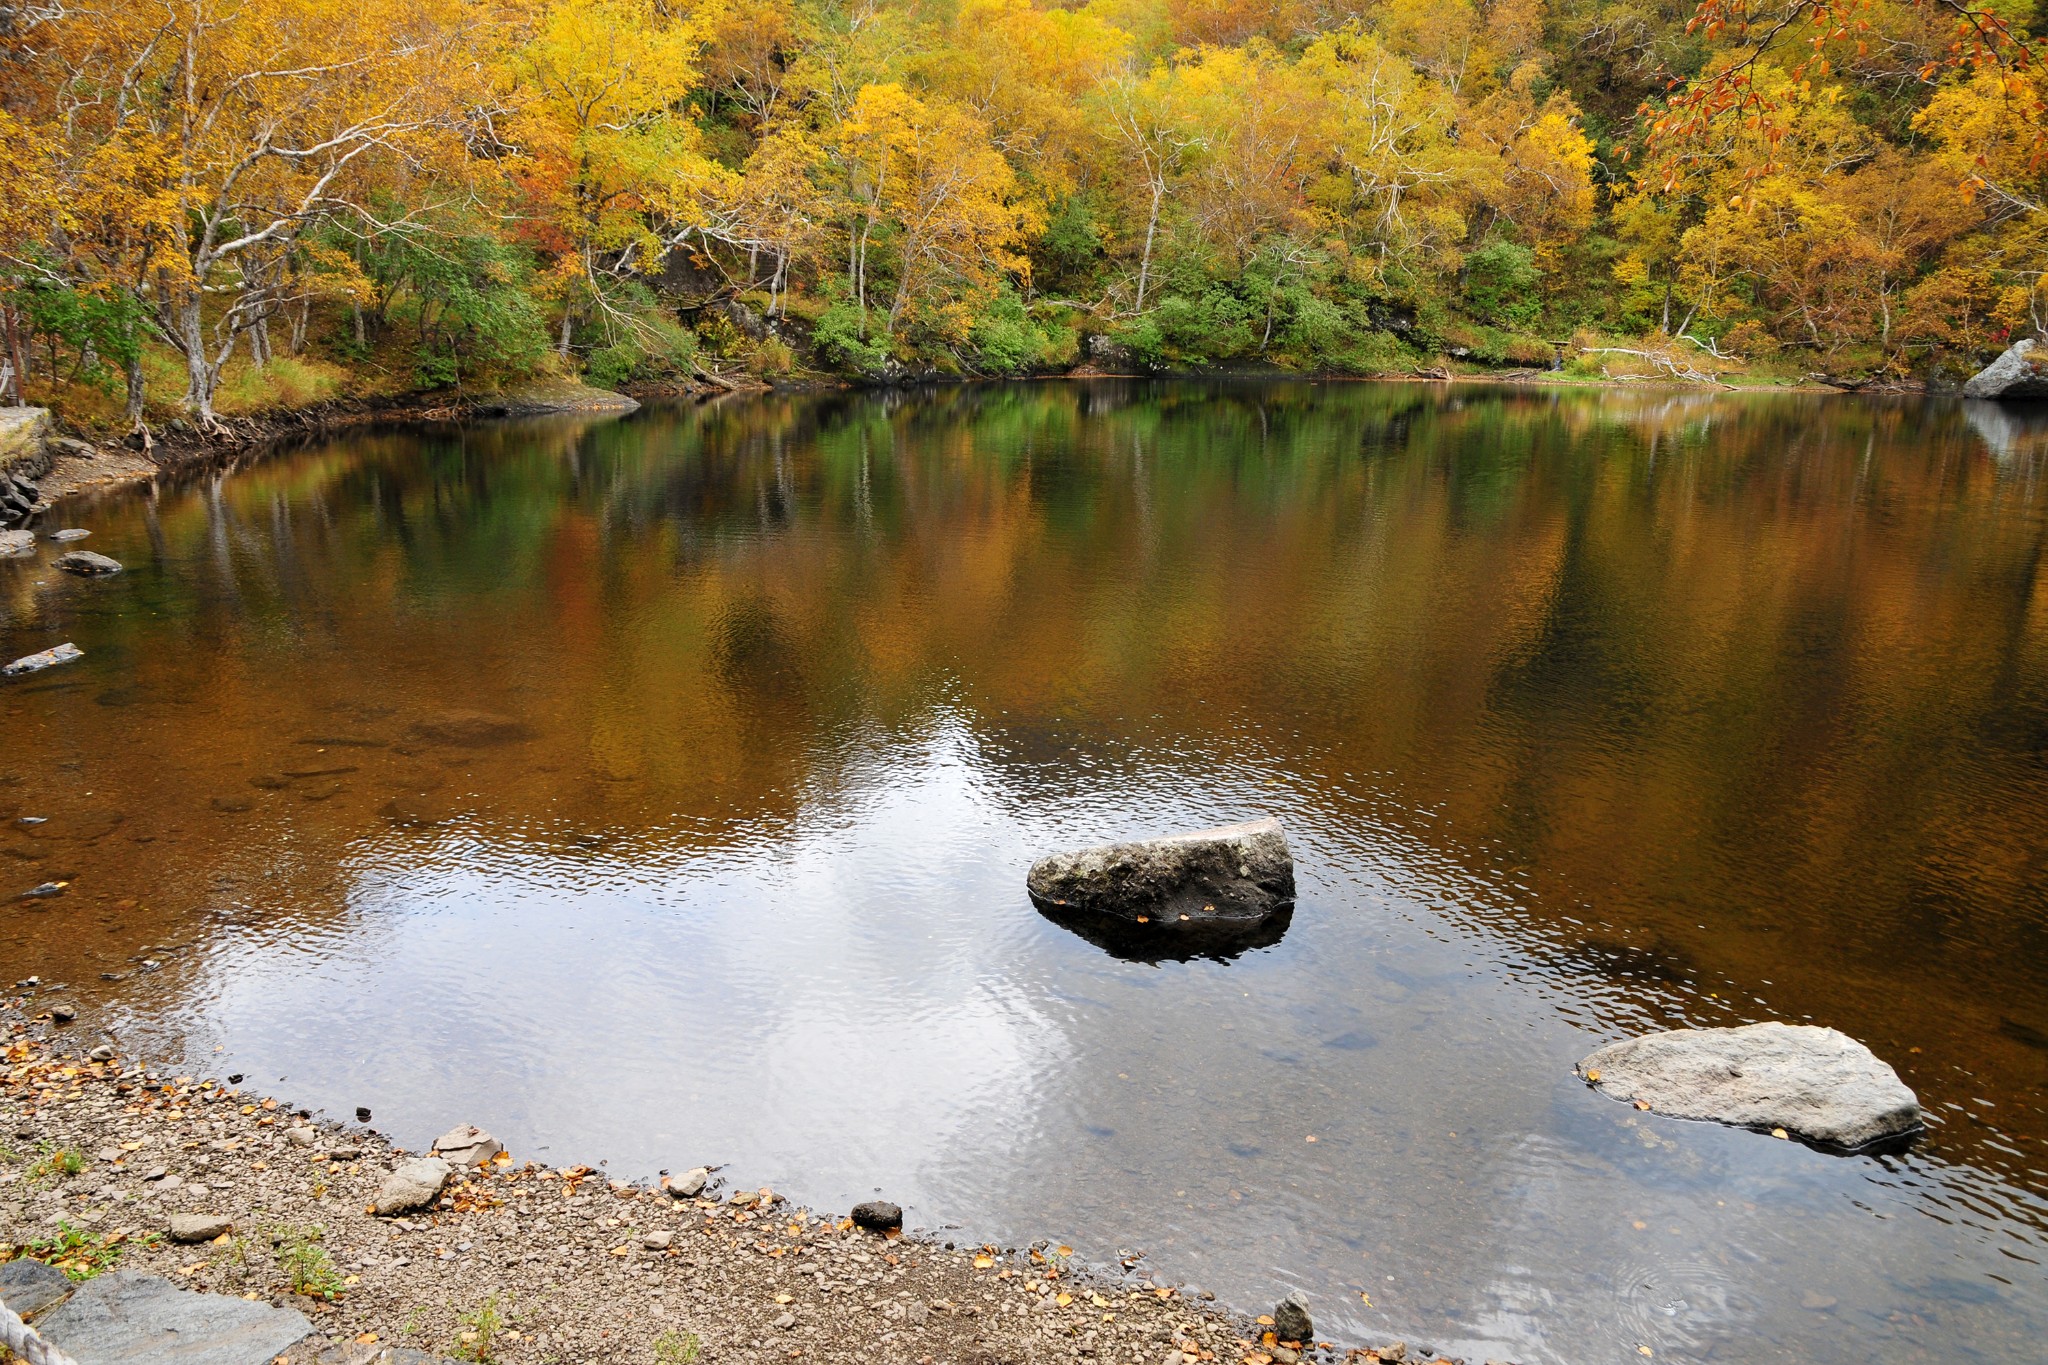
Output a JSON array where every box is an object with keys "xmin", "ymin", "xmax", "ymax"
[
  {"xmin": 1273, "ymin": 1291, "xmax": 1313, "ymax": 1343},
  {"xmin": 355, "ymin": 1106, "xmax": 373, "ymax": 1123},
  {"xmin": 1578, "ymin": 1021, "xmax": 1921, "ymax": 1149},
  {"xmin": 55, "ymin": 549, "xmax": 122, "ymax": 576},
  {"xmin": 34, "ymin": 1270, "xmax": 311, "ymax": 1363},
  {"xmin": 851, "ymin": 1199, "xmax": 903, "ymax": 1231},
  {"xmin": 1037, "ymin": 898, "xmax": 1293, "ymax": 964},
  {"xmin": 1963, "ymin": 338, "xmax": 2048, "ymax": 400},
  {"xmin": 407, "ymin": 710, "xmax": 533, "ymax": 746},
  {"xmin": 0, "ymin": 1254, "xmax": 74, "ymax": 1317},
  {"xmin": 1027, "ymin": 817, "xmax": 1295, "ymax": 927},
  {"xmin": 4, "ymin": 642, "xmax": 83, "ymax": 676}
]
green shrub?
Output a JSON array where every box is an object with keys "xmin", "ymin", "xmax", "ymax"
[{"xmin": 1464, "ymin": 241, "xmax": 1543, "ymax": 330}]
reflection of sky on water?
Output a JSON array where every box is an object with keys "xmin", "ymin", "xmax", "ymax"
[{"xmin": 150, "ymin": 709, "xmax": 2045, "ymax": 1365}]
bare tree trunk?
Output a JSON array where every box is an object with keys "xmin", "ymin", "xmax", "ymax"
[
  {"xmin": 176, "ymin": 291, "xmax": 218, "ymax": 426},
  {"xmin": 291, "ymin": 297, "xmax": 310, "ymax": 355},
  {"xmin": 352, "ymin": 301, "xmax": 367, "ymax": 348},
  {"xmin": 1137, "ymin": 178, "xmax": 1163, "ymax": 312},
  {"xmin": 2, "ymin": 305, "xmax": 22, "ymax": 403},
  {"xmin": 558, "ymin": 307, "xmax": 573, "ymax": 359},
  {"xmin": 125, "ymin": 350, "xmax": 147, "ymax": 428}
]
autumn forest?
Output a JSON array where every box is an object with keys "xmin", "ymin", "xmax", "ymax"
[{"xmin": 1, "ymin": 0, "xmax": 2044, "ymax": 427}]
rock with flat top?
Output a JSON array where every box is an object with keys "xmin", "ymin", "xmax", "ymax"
[
  {"xmin": 168, "ymin": 1213, "xmax": 233, "ymax": 1242},
  {"xmin": 0, "ymin": 529, "xmax": 33, "ymax": 555},
  {"xmin": 429, "ymin": 1123, "xmax": 503, "ymax": 1167},
  {"xmin": 851, "ymin": 1199, "xmax": 902, "ymax": 1231},
  {"xmin": 1577, "ymin": 1021, "xmax": 1920, "ymax": 1149},
  {"xmin": 1964, "ymin": 338, "xmax": 2048, "ymax": 400},
  {"xmin": 0, "ymin": 1255, "xmax": 74, "ymax": 1317},
  {"xmin": 4, "ymin": 642, "xmax": 82, "ymax": 676},
  {"xmin": 373, "ymin": 1156, "xmax": 452, "ymax": 1214},
  {"xmin": 1027, "ymin": 818, "xmax": 1295, "ymax": 925},
  {"xmin": 33, "ymin": 1270, "xmax": 311, "ymax": 1364},
  {"xmin": 663, "ymin": 1166, "xmax": 709, "ymax": 1199},
  {"xmin": 55, "ymin": 549, "xmax": 122, "ymax": 575}
]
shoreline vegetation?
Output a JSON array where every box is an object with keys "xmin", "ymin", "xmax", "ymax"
[
  {"xmin": 3, "ymin": 1, "xmax": 2041, "ymax": 451},
  {"xmin": 0, "ymin": 1012, "xmax": 1443, "ymax": 1365}
]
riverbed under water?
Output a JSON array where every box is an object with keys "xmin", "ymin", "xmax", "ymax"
[{"xmin": 3, "ymin": 381, "xmax": 2045, "ymax": 1363}]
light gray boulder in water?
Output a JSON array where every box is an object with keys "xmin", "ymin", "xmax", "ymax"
[
  {"xmin": 1026, "ymin": 817, "xmax": 1295, "ymax": 923},
  {"xmin": 1577, "ymin": 1021, "xmax": 1920, "ymax": 1149},
  {"xmin": 1963, "ymin": 337, "xmax": 2048, "ymax": 400}
]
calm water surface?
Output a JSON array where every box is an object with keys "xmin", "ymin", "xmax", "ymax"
[{"xmin": 4, "ymin": 382, "xmax": 2046, "ymax": 1363}]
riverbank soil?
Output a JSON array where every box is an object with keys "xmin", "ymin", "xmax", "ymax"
[{"xmin": 1, "ymin": 1023, "xmax": 1429, "ymax": 1365}]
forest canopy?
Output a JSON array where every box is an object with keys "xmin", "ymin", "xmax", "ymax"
[{"xmin": 1, "ymin": 0, "xmax": 2042, "ymax": 424}]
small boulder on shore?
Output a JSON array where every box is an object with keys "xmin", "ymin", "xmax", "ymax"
[
  {"xmin": 374, "ymin": 1156, "xmax": 453, "ymax": 1215},
  {"xmin": 663, "ymin": 1166, "xmax": 709, "ymax": 1199},
  {"xmin": 1963, "ymin": 338, "xmax": 2048, "ymax": 400},
  {"xmin": 1578, "ymin": 1021, "xmax": 1920, "ymax": 1149},
  {"xmin": 1272, "ymin": 1291, "xmax": 1313, "ymax": 1343},
  {"xmin": 1027, "ymin": 817, "xmax": 1295, "ymax": 926},
  {"xmin": 168, "ymin": 1213, "xmax": 233, "ymax": 1243},
  {"xmin": 851, "ymin": 1199, "xmax": 902, "ymax": 1231},
  {"xmin": 430, "ymin": 1123, "xmax": 504, "ymax": 1168}
]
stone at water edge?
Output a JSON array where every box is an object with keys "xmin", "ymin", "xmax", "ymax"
[
  {"xmin": 168, "ymin": 1212, "xmax": 233, "ymax": 1243},
  {"xmin": 1577, "ymin": 1021, "xmax": 1921, "ymax": 1149},
  {"xmin": 663, "ymin": 1166, "xmax": 709, "ymax": 1199},
  {"xmin": 1963, "ymin": 337, "xmax": 2048, "ymax": 400},
  {"xmin": 374, "ymin": 1155, "xmax": 453, "ymax": 1215},
  {"xmin": 0, "ymin": 529, "xmax": 33, "ymax": 556},
  {"xmin": 3, "ymin": 641, "xmax": 83, "ymax": 676},
  {"xmin": 1272, "ymin": 1290, "xmax": 1313, "ymax": 1343},
  {"xmin": 430, "ymin": 1122, "xmax": 504, "ymax": 1167},
  {"xmin": 55, "ymin": 548, "xmax": 122, "ymax": 575},
  {"xmin": 851, "ymin": 1199, "xmax": 903, "ymax": 1231},
  {"xmin": 1026, "ymin": 817, "xmax": 1296, "ymax": 924}
]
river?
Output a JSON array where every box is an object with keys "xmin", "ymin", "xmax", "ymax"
[{"xmin": 3, "ymin": 381, "xmax": 2044, "ymax": 1363}]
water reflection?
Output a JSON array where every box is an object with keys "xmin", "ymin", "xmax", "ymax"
[{"xmin": 2, "ymin": 380, "xmax": 2045, "ymax": 1364}]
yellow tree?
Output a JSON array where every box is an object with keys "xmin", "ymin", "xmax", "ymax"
[
  {"xmin": 504, "ymin": 0, "xmax": 730, "ymax": 354},
  {"xmin": 830, "ymin": 82, "xmax": 1038, "ymax": 339}
]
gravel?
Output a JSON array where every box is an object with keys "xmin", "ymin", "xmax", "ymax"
[{"xmin": 1, "ymin": 1022, "xmax": 1443, "ymax": 1365}]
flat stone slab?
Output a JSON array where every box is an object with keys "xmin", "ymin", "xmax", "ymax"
[
  {"xmin": 4, "ymin": 642, "xmax": 83, "ymax": 676},
  {"xmin": 1027, "ymin": 817, "xmax": 1295, "ymax": 925},
  {"xmin": 0, "ymin": 1255, "xmax": 76, "ymax": 1318},
  {"xmin": 34, "ymin": 1270, "xmax": 313, "ymax": 1364},
  {"xmin": 1578, "ymin": 1021, "xmax": 1921, "ymax": 1149},
  {"xmin": 55, "ymin": 549, "xmax": 122, "ymax": 576}
]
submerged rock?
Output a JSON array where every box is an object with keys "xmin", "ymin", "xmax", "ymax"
[
  {"xmin": 407, "ymin": 710, "xmax": 532, "ymax": 746},
  {"xmin": 1963, "ymin": 338, "xmax": 2048, "ymax": 400},
  {"xmin": 1577, "ymin": 1021, "xmax": 1920, "ymax": 1149},
  {"xmin": 1027, "ymin": 817, "xmax": 1295, "ymax": 927}
]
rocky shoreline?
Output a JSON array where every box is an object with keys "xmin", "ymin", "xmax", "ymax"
[{"xmin": 1, "ymin": 1006, "xmax": 1458, "ymax": 1365}]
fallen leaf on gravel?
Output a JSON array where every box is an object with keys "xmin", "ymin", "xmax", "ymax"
[
  {"xmin": 1634, "ymin": 1101, "xmax": 1651, "ymax": 1111},
  {"xmin": 355, "ymin": 1335, "xmax": 378, "ymax": 1345},
  {"xmin": 775, "ymin": 1294, "xmax": 794, "ymax": 1304},
  {"xmin": 609, "ymin": 1245, "xmax": 630, "ymax": 1256},
  {"xmin": 1056, "ymin": 1293, "xmax": 1073, "ymax": 1307},
  {"xmin": 1771, "ymin": 1128, "xmax": 1789, "ymax": 1140},
  {"xmin": 1256, "ymin": 1316, "xmax": 1275, "ymax": 1326},
  {"xmin": 973, "ymin": 1256, "xmax": 994, "ymax": 1269},
  {"xmin": 1585, "ymin": 1069, "xmax": 1601, "ymax": 1083}
]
